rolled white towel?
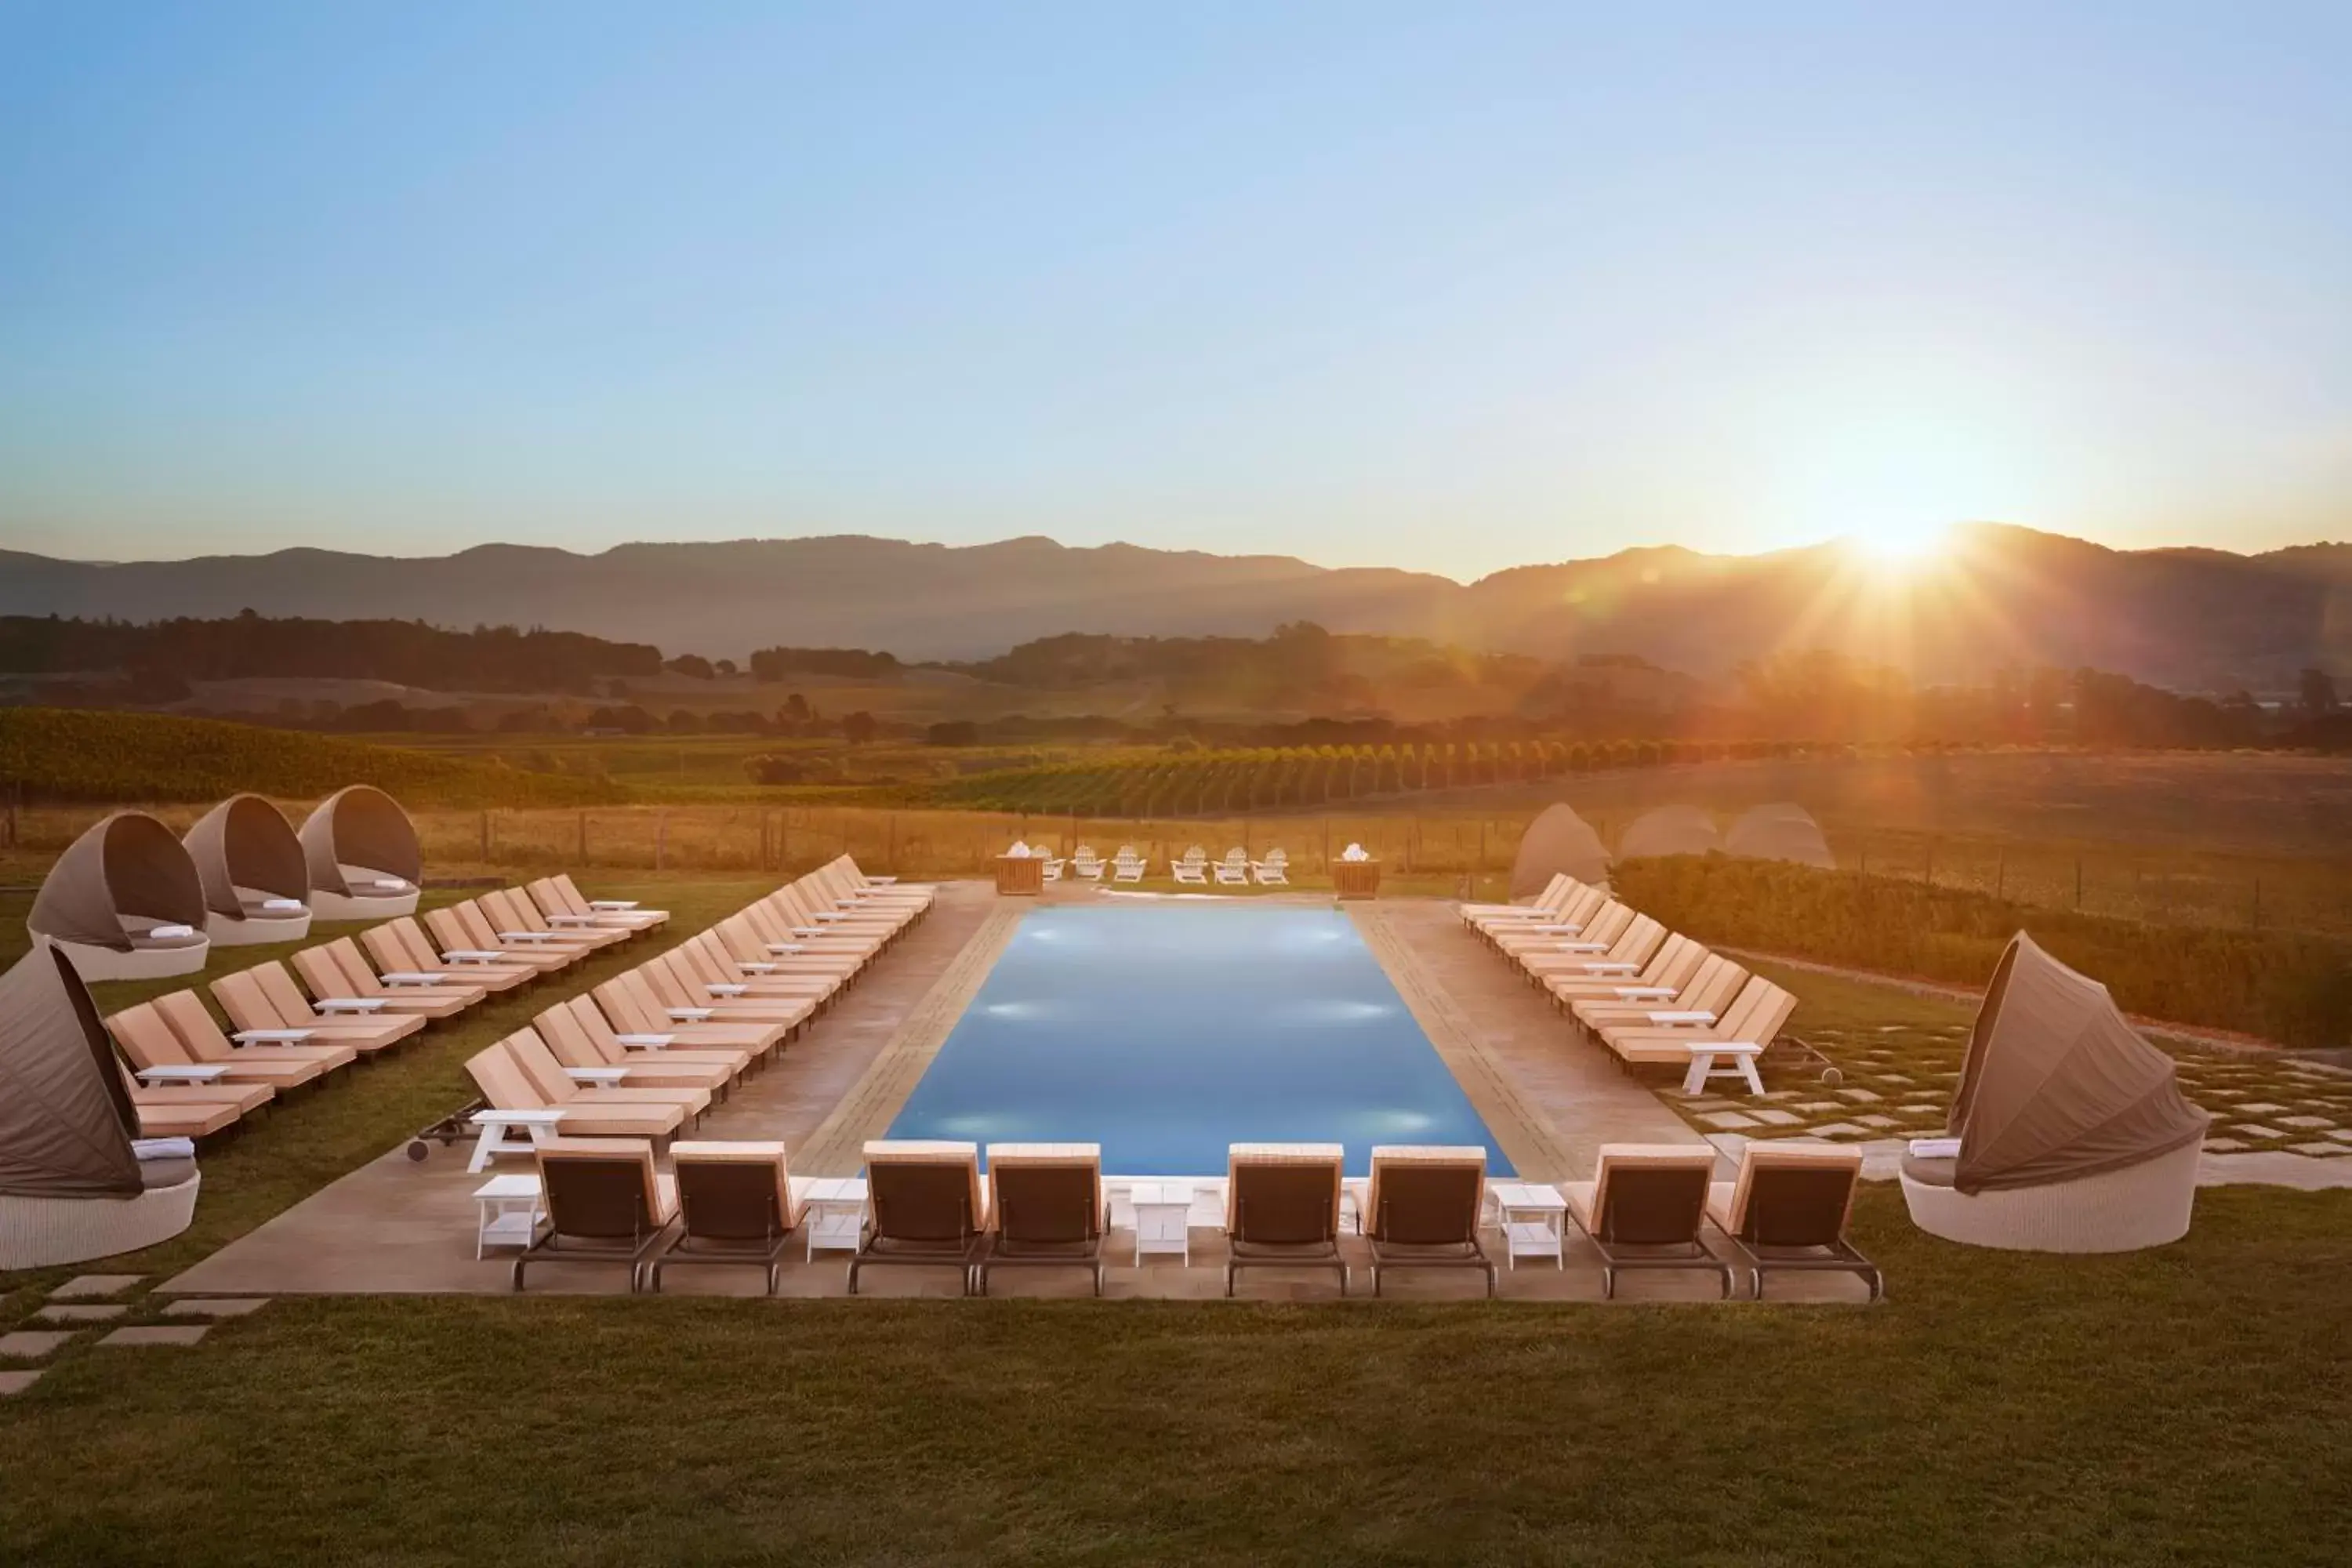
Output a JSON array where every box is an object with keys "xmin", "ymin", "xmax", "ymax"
[
  {"xmin": 132, "ymin": 1137, "xmax": 197, "ymax": 1161},
  {"xmin": 1907, "ymin": 1137, "xmax": 1962, "ymax": 1160},
  {"xmin": 369, "ymin": 877, "xmax": 409, "ymax": 892},
  {"xmin": 262, "ymin": 898, "xmax": 305, "ymax": 913},
  {"xmin": 147, "ymin": 924, "xmax": 197, "ymax": 940}
]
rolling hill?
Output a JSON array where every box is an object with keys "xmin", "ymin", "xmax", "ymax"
[{"xmin": 6, "ymin": 524, "xmax": 2348, "ymax": 688}]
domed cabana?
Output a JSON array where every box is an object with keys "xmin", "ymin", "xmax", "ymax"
[
  {"xmin": 27, "ymin": 812, "xmax": 212, "ymax": 982},
  {"xmin": 1617, "ymin": 805, "xmax": 1720, "ymax": 860},
  {"xmin": 299, "ymin": 786, "xmax": 422, "ymax": 920},
  {"xmin": 1724, "ymin": 803, "xmax": 1835, "ymax": 869},
  {"xmin": 183, "ymin": 794, "xmax": 313, "ymax": 947},
  {"xmin": 1900, "ymin": 934, "xmax": 2209, "ymax": 1252},
  {"xmin": 1507, "ymin": 803, "xmax": 1611, "ymax": 899},
  {"xmin": 0, "ymin": 943, "xmax": 201, "ymax": 1268}
]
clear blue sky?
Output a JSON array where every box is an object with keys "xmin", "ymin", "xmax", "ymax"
[{"xmin": 2, "ymin": 2, "xmax": 2346, "ymax": 577}]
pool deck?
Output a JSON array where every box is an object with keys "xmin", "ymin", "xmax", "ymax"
[{"xmin": 161, "ymin": 883, "xmax": 1865, "ymax": 1303}]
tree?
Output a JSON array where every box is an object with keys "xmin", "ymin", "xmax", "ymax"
[
  {"xmin": 665, "ymin": 654, "xmax": 716, "ymax": 680},
  {"xmin": 842, "ymin": 710, "xmax": 877, "ymax": 744},
  {"xmin": 2300, "ymin": 668, "xmax": 2339, "ymax": 717},
  {"xmin": 927, "ymin": 720, "xmax": 980, "ymax": 746}
]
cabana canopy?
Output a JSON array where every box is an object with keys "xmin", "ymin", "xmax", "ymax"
[
  {"xmin": 27, "ymin": 811, "xmax": 209, "ymax": 953},
  {"xmin": 1945, "ymin": 934, "xmax": 2209, "ymax": 1194},
  {"xmin": 183, "ymin": 794, "xmax": 309, "ymax": 920},
  {"xmin": 1618, "ymin": 805, "xmax": 1720, "ymax": 860},
  {"xmin": 0, "ymin": 944, "xmax": 142, "ymax": 1200},
  {"xmin": 1724, "ymin": 803, "xmax": 1835, "ymax": 869},
  {"xmin": 1508, "ymin": 803, "xmax": 1610, "ymax": 898},
  {"xmin": 299, "ymin": 785, "xmax": 422, "ymax": 896}
]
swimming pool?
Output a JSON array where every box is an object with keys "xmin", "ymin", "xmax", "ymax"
[{"xmin": 884, "ymin": 905, "xmax": 1514, "ymax": 1177}]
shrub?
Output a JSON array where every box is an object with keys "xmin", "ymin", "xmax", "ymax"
[{"xmin": 1613, "ymin": 855, "xmax": 2352, "ymax": 1047}]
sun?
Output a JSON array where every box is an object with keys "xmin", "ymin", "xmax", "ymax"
[{"xmin": 1847, "ymin": 519, "xmax": 1951, "ymax": 569}]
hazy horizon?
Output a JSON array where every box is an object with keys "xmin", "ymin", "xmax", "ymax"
[{"xmin": 4, "ymin": 4, "xmax": 2347, "ymax": 576}]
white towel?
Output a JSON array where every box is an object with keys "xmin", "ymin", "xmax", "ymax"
[
  {"xmin": 1907, "ymin": 1137, "xmax": 1962, "ymax": 1160},
  {"xmin": 147, "ymin": 924, "xmax": 197, "ymax": 940},
  {"xmin": 262, "ymin": 898, "xmax": 305, "ymax": 912},
  {"xmin": 370, "ymin": 878, "xmax": 408, "ymax": 892},
  {"xmin": 132, "ymin": 1138, "xmax": 196, "ymax": 1161}
]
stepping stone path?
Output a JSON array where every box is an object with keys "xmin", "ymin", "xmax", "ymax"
[
  {"xmin": 0, "ymin": 1330, "xmax": 77, "ymax": 1359},
  {"xmin": 0, "ymin": 1275, "xmax": 270, "ymax": 1390},
  {"xmin": 34, "ymin": 1304, "xmax": 128, "ymax": 1324},
  {"xmin": 98, "ymin": 1326, "xmax": 210, "ymax": 1348},
  {"xmin": 1700, "ymin": 1111, "xmax": 1762, "ymax": 1130},
  {"xmin": 2290, "ymin": 1142, "xmax": 2350, "ymax": 1157}
]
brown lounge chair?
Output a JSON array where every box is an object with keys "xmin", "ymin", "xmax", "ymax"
[
  {"xmin": 365, "ymin": 915, "xmax": 536, "ymax": 992},
  {"xmin": 463, "ymin": 1040, "xmax": 689, "ymax": 1142},
  {"xmin": 512, "ymin": 1138, "xmax": 679, "ymax": 1292},
  {"xmin": 848, "ymin": 1141, "xmax": 989, "ymax": 1296},
  {"xmin": 107, "ymin": 994, "xmax": 344, "ymax": 1094},
  {"xmin": 1359, "ymin": 1145, "xmax": 1495, "ymax": 1298},
  {"xmin": 976, "ymin": 1144, "xmax": 1105, "ymax": 1297},
  {"xmin": 1707, "ymin": 1145, "xmax": 1880, "ymax": 1301},
  {"xmin": 211, "ymin": 965, "xmax": 421, "ymax": 1056},
  {"xmin": 1562, "ymin": 1144, "xmax": 1730, "ymax": 1298},
  {"xmin": 646, "ymin": 1141, "xmax": 804, "ymax": 1294},
  {"xmin": 1225, "ymin": 1143, "xmax": 1348, "ymax": 1298}
]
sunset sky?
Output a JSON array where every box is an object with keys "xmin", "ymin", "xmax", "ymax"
[{"xmin": 2, "ymin": 3, "xmax": 2346, "ymax": 579}]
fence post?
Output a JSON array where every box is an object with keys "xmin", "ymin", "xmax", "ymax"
[
  {"xmin": 480, "ymin": 810, "xmax": 491, "ymax": 862},
  {"xmin": 2252, "ymin": 877, "xmax": 2263, "ymax": 930},
  {"xmin": 1994, "ymin": 852, "xmax": 2005, "ymax": 901},
  {"xmin": 656, "ymin": 809, "xmax": 667, "ymax": 872},
  {"xmin": 577, "ymin": 811, "xmax": 587, "ymax": 866},
  {"xmin": 1924, "ymin": 840, "xmax": 1933, "ymax": 887},
  {"xmin": 1322, "ymin": 816, "xmax": 1331, "ymax": 874},
  {"xmin": 2074, "ymin": 856, "xmax": 2082, "ymax": 908},
  {"xmin": 887, "ymin": 812, "xmax": 898, "ymax": 873}
]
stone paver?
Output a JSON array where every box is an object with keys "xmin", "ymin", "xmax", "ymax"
[
  {"xmin": 2235, "ymin": 1102, "xmax": 2287, "ymax": 1115},
  {"xmin": 2278, "ymin": 1116, "xmax": 2336, "ymax": 1129},
  {"xmin": 49, "ymin": 1274, "xmax": 143, "ymax": 1300},
  {"xmin": 2289, "ymin": 1142, "xmax": 2350, "ymax": 1157},
  {"xmin": 0, "ymin": 1331, "xmax": 76, "ymax": 1359},
  {"xmin": 161, "ymin": 1298, "xmax": 270, "ymax": 1318},
  {"xmin": 33, "ymin": 1304, "xmax": 127, "ymax": 1324},
  {"xmin": 2233, "ymin": 1125, "xmax": 2286, "ymax": 1141},
  {"xmin": 1700, "ymin": 1111, "xmax": 1761, "ymax": 1130},
  {"xmin": 97, "ymin": 1325, "xmax": 210, "ymax": 1348},
  {"xmin": 0, "ymin": 1370, "xmax": 44, "ymax": 1396},
  {"xmin": 2203, "ymin": 1138, "xmax": 2248, "ymax": 1152},
  {"xmin": 1748, "ymin": 1109, "xmax": 1803, "ymax": 1126},
  {"xmin": 1836, "ymin": 1088, "xmax": 1882, "ymax": 1103}
]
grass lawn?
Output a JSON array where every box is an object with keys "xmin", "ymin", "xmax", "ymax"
[{"xmin": 0, "ymin": 1185, "xmax": 2345, "ymax": 1565}]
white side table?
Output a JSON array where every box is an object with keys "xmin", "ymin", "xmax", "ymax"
[
  {"xmin": 1128, "ymin": 1182, "xmax": 1195, "ymax": 1265},
  {"xmin": 466, "ymin": 1109, "xmax": 565, "ymax": 1173},
  {"xmin": 1683, "ymin": 1043, "xmax": 1765, "ymax": 1097},
  {"xmin": 1487, "ymin": 1181, "xmax": 1569, "ymax": 1269},
  {"xmin": 472, "ymin": 1174, "xmax": 546, "ymax": 1258},
  {"xmin": 801, "ymin": 1178, "xmax": 869, "ymax": 1260}
]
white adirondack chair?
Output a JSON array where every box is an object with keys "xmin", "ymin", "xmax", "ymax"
[
  {"xmin": 1254, "ymin": 848, "xmax": 1290, "ymax": 886},
  {"xmin": 1172, "ymin": 846, "xmax": 1210, "ymax": 886},
  {"xmin": 1072, "ymin": 845, "xmax": 1105, "ymax": 880},
  {"xmin": 1214, "ymin": 848, "xmax": 1251, "ymax": 885},
  {"xmin": 1112, "ymin": 846, "xmax": 1148, "ymax": 884}
]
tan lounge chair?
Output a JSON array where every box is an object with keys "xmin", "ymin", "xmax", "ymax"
[
  {"xmin": 592, "ymin": 975, "xmax": 786, "ymax": 1055},
  {"xmin": 848, "ymin": 1141, "xmax": 989, "ymax": 1295},
  {"xmin": 511, "ymin": 1138, "xmax": 679, "ymax": 1292},
  {"xmin": 1225, "ymin": 1144, "xmax": 1348, "ymax": 1298},
  {"xmin": 646, "ymin": 1141, "xmax": 804, "ymax": 1294},
  {"xmin": 362, "ymin": 916, "xmax": 536, "ymax": 993},
  {"xmin": 151, "ymin": 988, "xmax": 358, "ymax": 1079},
  {"xmin": 108, "ymin": 996, "xmax": 337, "ymax": 1095},
  {"xmin": 553, "ymin": 872, "xmax": 670, "ymax": 927},
  {"xmin": 291, "ymin": 938, "xmax": 480, "ymax": 1019},
  {"xmin": 1359, "ymin": 1145, "xmax": 1495, "ymax": 1298},
  {"xmin": 463, "ymin": 1040, "xmax": 688, "ymax": 1142},
  {"xmin": 1597, "ymin": 977, "xmax": 1797, "ymax": 1081},
  {"xmin": 1562, "ymin": 1144, "xmax": 1730, "ymax": 1298},
  {"xmin": 481, "ymin": 887, "xmax": 622, "ymax": 953},
  {"xmin": 499, "ymin": 1027, "xmax": 711, "ymax": 1120},
  {"xmin": 1515, "ymin": 913, "xmax": 1665, "ymax": 983},
  {"xmin": 425, "ymin": 902, "xmax": 575, "ymax": 975},
  {"xmin": 1707, "ymin": 1145, "xmax": 1879, "ymax": 1300},
  {"xmin": 533, "ymin": 1000, "xmax": 736, "ymax": 1097},
  {"xmin": 1571, "ymin": 954, "xmax": 1748, "ymax": 1031},
  {"xmin": 211, "ymin": 965, "xmax": 420, "ymax": 1056},
  {"xmin": 528, "ymin": 876, "xmax": 665, "ymax": 935},
  {"xmin": 556, "ymin": 993, "xmax": 764, "ymax": 1077},
  {"xmin": 1545, "ymin": 934, "xmax": 1706, "ymax": 1008},
  {"xmin": 977, "ymin": 1143, "xmax": 1105, "ymax": 1297}
]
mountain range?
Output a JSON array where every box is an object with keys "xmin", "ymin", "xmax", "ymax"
[{"xmin": 4, "ymin": 524, "xmax": 2347, "ymax": 688}]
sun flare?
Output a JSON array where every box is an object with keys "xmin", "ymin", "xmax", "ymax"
[{"xmin": 1848, "ymin": 519, "xmax": 1951, "ymax": 568}]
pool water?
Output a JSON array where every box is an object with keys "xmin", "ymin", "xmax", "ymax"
[{"xmin": 884, "ymin": 905, "xmax": 1514, "ymax": 1177}]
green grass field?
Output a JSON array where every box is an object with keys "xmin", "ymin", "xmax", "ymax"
[{"xmin": 1, "ymin": 1186, "xmax": 2346, "ymax": 1565}]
